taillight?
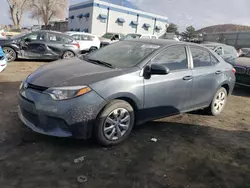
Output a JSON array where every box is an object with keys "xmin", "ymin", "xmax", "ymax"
[
  {"xmin": 73, "ymin": 43, "xmax": 80, "ymax": 49},
  {"xmin": 1, "ymin": 32, "xmax": 5, "ymax": 36},
  {"xmin": 232, "ymin": 68, "xmax": 236, "ymax": 74}
]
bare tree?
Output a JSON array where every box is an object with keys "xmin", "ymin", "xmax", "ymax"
[
  {"xmin": 30, "ymin": 0, "xmax": 68, "ymax": 26},
  {"xmin": 6, "ymin": 0, "xmax": 30, "ymax": 28}
]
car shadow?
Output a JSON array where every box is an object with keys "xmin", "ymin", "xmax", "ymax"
[{"xmin": 233, "ymin": 85, "xmax": 250, "ymax": 97}]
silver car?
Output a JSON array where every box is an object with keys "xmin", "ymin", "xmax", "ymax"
[{"xmin": 18, "ymin": 40, "xmax": 236, "ymax": 146}]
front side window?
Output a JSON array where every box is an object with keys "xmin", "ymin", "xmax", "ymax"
[
  {"xmin": 152, "ymin": 45, "xmax": 188, "ymax": 71},
  {"xmin": 190, "ymin": 46, "xmax": 213, "ymax": 68},
  {"xmin": 84, "ymin": 41, "xmax": 161, "ymax": 68}
]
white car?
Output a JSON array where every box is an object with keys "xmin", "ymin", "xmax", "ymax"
[
  {"xmin": 122, "ymin": 33, "xmax": 158, "ymax": 40},
  {"xmin": 65, "ymin": 32, "xmax": 100, "ymax": 52}
]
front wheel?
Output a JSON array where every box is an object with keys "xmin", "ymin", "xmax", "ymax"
[
  {"xmin": 95, "ymin": 100, "xmax": 135, "ymax": 146},
  {"xmin": 3, "ymin": 47, "xmax": 16, "ymax": 62},
  {"xmin": 208, "ymin": 87, "xmax": 228, "ymax": 116},
  {"xmin": 62, "ymin": 51, "xmax": 75, "ymax": 59}
]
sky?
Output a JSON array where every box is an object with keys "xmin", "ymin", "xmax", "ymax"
[{"xmin": 1, "ymin": 0, "xmax": 250, "ymax": 30}]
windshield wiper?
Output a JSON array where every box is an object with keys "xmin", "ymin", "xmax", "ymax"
[{"xmin": 85, "ymin": 58, "xmax": 115, "ymax": 69}]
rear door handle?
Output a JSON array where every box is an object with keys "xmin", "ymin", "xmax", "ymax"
[
  {"xmin": 183, "ymin": 75, "xmax": 193, "ymax": 81},
  {"xmin": 215, "ymin": 70, "xmax": 222, "ymax": 75}
]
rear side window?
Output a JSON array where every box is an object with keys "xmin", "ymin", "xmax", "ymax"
[
  {"xmin": 81, "ymin": 35, "xmax": 94, "ymax": 41},
  {"xmin": 48, "ymin": 33, "xmax": 72, "ymax": 43},
  {"xmin": 152, "ymin": 45, "xmax": 188, "ymax": 71},
  {"xmin": 141, "ymin": 36, "xmax": 150, "ymax": 39},
  {"xmin": 190, "ymin": 47, "xmax": 213, "ymax": 68}
]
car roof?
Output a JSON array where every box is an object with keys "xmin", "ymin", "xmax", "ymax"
[{"xmin": 126, "ymin": 39, "xmax": 199, "ymax": 47}]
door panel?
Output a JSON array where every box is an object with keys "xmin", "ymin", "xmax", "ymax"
[
  {"xmin": 143, "ymin": 70, "xmax": 193, "ymax": 121},
  {"xmin": 188, "ymin": 46, "xmax": 219, "ymax": 109},
  {"xmin": 141, "ymin": 45, "xmax": 193, "ymax": 121}
]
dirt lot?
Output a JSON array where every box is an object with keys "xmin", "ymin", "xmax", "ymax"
[{"xmin": 0, "ymin": 61, "xmax": 250, "ymax": 188}]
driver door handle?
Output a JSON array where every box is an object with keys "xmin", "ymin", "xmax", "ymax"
[{"xmin": 183, "ymin": 75, "xmax": 193, "ymax": 81}]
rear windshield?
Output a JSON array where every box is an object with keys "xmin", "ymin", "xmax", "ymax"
[{"xmin": 84, "ymin": 41, "xmax": 161, "ymax": 68}]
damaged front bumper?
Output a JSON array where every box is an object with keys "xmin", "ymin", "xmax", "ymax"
[{"xmin": 18, "ymin": 88, "xmax": 107, "ymax": 139}]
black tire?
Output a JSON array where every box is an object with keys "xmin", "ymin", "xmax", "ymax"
[
  {"xmin": 62, "ymin": 51, "xmax": 75, "ymax": 59},
  {"xmin": 3, "ymin": 47, "xmax": 17, "ymax": 62},
  {"xmin": 207, "ymin": 87, "xmax": 228, "ymax": 116},
  {"xmin": 89, "ymin": 46, "xmax": 98, "ymax": 52},
  {"xmin": 95, "ymin": 100, "xmax": 135, "ymax": 146}
]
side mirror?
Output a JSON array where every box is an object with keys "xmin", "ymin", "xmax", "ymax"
[
  {"xmin": 150, "ymin": 64, "xmax": 170, "ymax": 75},
  {"xmin": 143, "ymin": 64, "xmax": 170, "ymax": 78}
]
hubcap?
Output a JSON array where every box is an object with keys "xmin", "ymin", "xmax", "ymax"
[
  {"xmin": 103, "ymin": 108, "xmax": 131, "ymax": 141},
  {"xmin": 63, "ymin": 51, "xmax": 74, "ymax": 58},
  {"xmin": 3, "ymin": 48, "xmax": 15, "ymax": 61},
  {"xmin": 213, "ymin": 91, "xmax": 226, "ymax": 113}
]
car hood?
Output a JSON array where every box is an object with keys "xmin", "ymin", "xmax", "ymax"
[
  {"xmin": 235, "ymin": 57, "xmax": 250, "ymax": 67},
  {"xmin": 27, "ymin": 57, "xmax": 125, "ymax": 87}
]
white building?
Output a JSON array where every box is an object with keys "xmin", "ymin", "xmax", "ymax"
[{"xmin": 68, "ymin": 0, "xmax": 168, "ymax": 37}]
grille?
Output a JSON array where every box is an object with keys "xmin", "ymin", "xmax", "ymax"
[
  {"xmin": 27, "ymin": 83, "xmax": 48, "ymax": 92},
  {"xmin": 234, "ymin": 66, "xmax": 246, "ymax": 74}
]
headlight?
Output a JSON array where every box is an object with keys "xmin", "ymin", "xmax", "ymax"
[{"xmin": 44, "ymin": 86, "xmax": 92, "ymax": 100}]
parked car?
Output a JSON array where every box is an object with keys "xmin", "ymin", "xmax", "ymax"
[
  {"xmin": 99, "ymin": 32, "xmax": 124, "ymax": 47},
  {"xmin": 0, "ymin": 46, "xmax": 7, "ymax": 72},
  {"xmin": 65, "ymin": 32, "xmax": 100, "ymax": 53},
  {"xmin": 121, "ymin": 33, "xmax": 158, "ymax": 40},
  {"xmin": 18, "ymin": 40, "xmax": 235, "ymax": 146},
  {"xmin": 233, "ymin": 51, "xmax": 250, "ymax": 87},
  {"xmin": 0, "ymin": 30, "xmax": 7, "ymax": 39},
  {"xmin": 203, "ymin": 42, "xmax": 238, "ymax": 65},
  {"xmin": 0, "ymin": 30, "xmax": 80, "ymax": 62}
]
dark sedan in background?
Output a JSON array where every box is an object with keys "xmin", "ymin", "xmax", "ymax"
[
  {"xmin": 234, "ymin": 51, "xmax": 250, "ymax": 87},
  {"xmin": 18, "ymin": 40, "xmax": 235, "ymax": 146},
  {"xmin": 0, "ymin": 30, "xmax": 80, "ymax": 62},
  {"xmin": 203, "ymin": 42, "xmax": 238, "ymax": 65}
]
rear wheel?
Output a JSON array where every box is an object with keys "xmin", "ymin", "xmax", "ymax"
[
  {"xmin": 208, "ymin": 87, "xmax": 228, "ymax": 116},
  {"xmin": 3, "ymin": 47, "xmax": 16, "ymax": 62},
  {"xmin": 95, "ymin": 100, "xmax": 135, "ymax": 146},
  {"xmin": 62, "ymin": 51, "xmax": 75, "ymax": 59}
]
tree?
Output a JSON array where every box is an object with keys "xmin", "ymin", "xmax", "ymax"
[
  {"xmin": 166, "ymin": 23, "xmax": 178, "ymax": 34},
  {"xmin": 182, "ymin": 25, "xmax": 197, "ymax": 39},
  {"xmin": 6, "ymin": 0, "xmax": 30, "ymax": 29},
  {"xmin": 30, "ymin": 0, "xmax": 68, "ymax": 26}
]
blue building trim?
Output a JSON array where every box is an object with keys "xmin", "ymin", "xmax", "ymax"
[{"xmin": 69, "ymin": 2, "xmax": 168, "ymax": 23}]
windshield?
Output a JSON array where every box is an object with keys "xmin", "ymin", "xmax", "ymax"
[
  {"xmin": 102, "ymin": 33, "xmax": 115, "ymax": 39},
  {"xmin": 84, "ymin": 41, "xmax": 161, "ymax": 68},
  {"xmin": 245, "ymin": 52, "xmax": 250, "ymax": 57},
  {"xmin": 122, "ymin": 34, "xmax": 141, "ymax": 40},
  {"xmin": 11, "ymin": 32, "xmax": 28, "ymax": 39}
]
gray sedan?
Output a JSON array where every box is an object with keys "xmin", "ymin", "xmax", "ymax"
[{"xmin": 18, "ymin": 40, "xmax": 236, "ymax": 146}]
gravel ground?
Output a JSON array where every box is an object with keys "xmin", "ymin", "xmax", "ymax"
[{"xmin": 0, "ymin": 61, "xmax": 250, "ymax": 188}]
